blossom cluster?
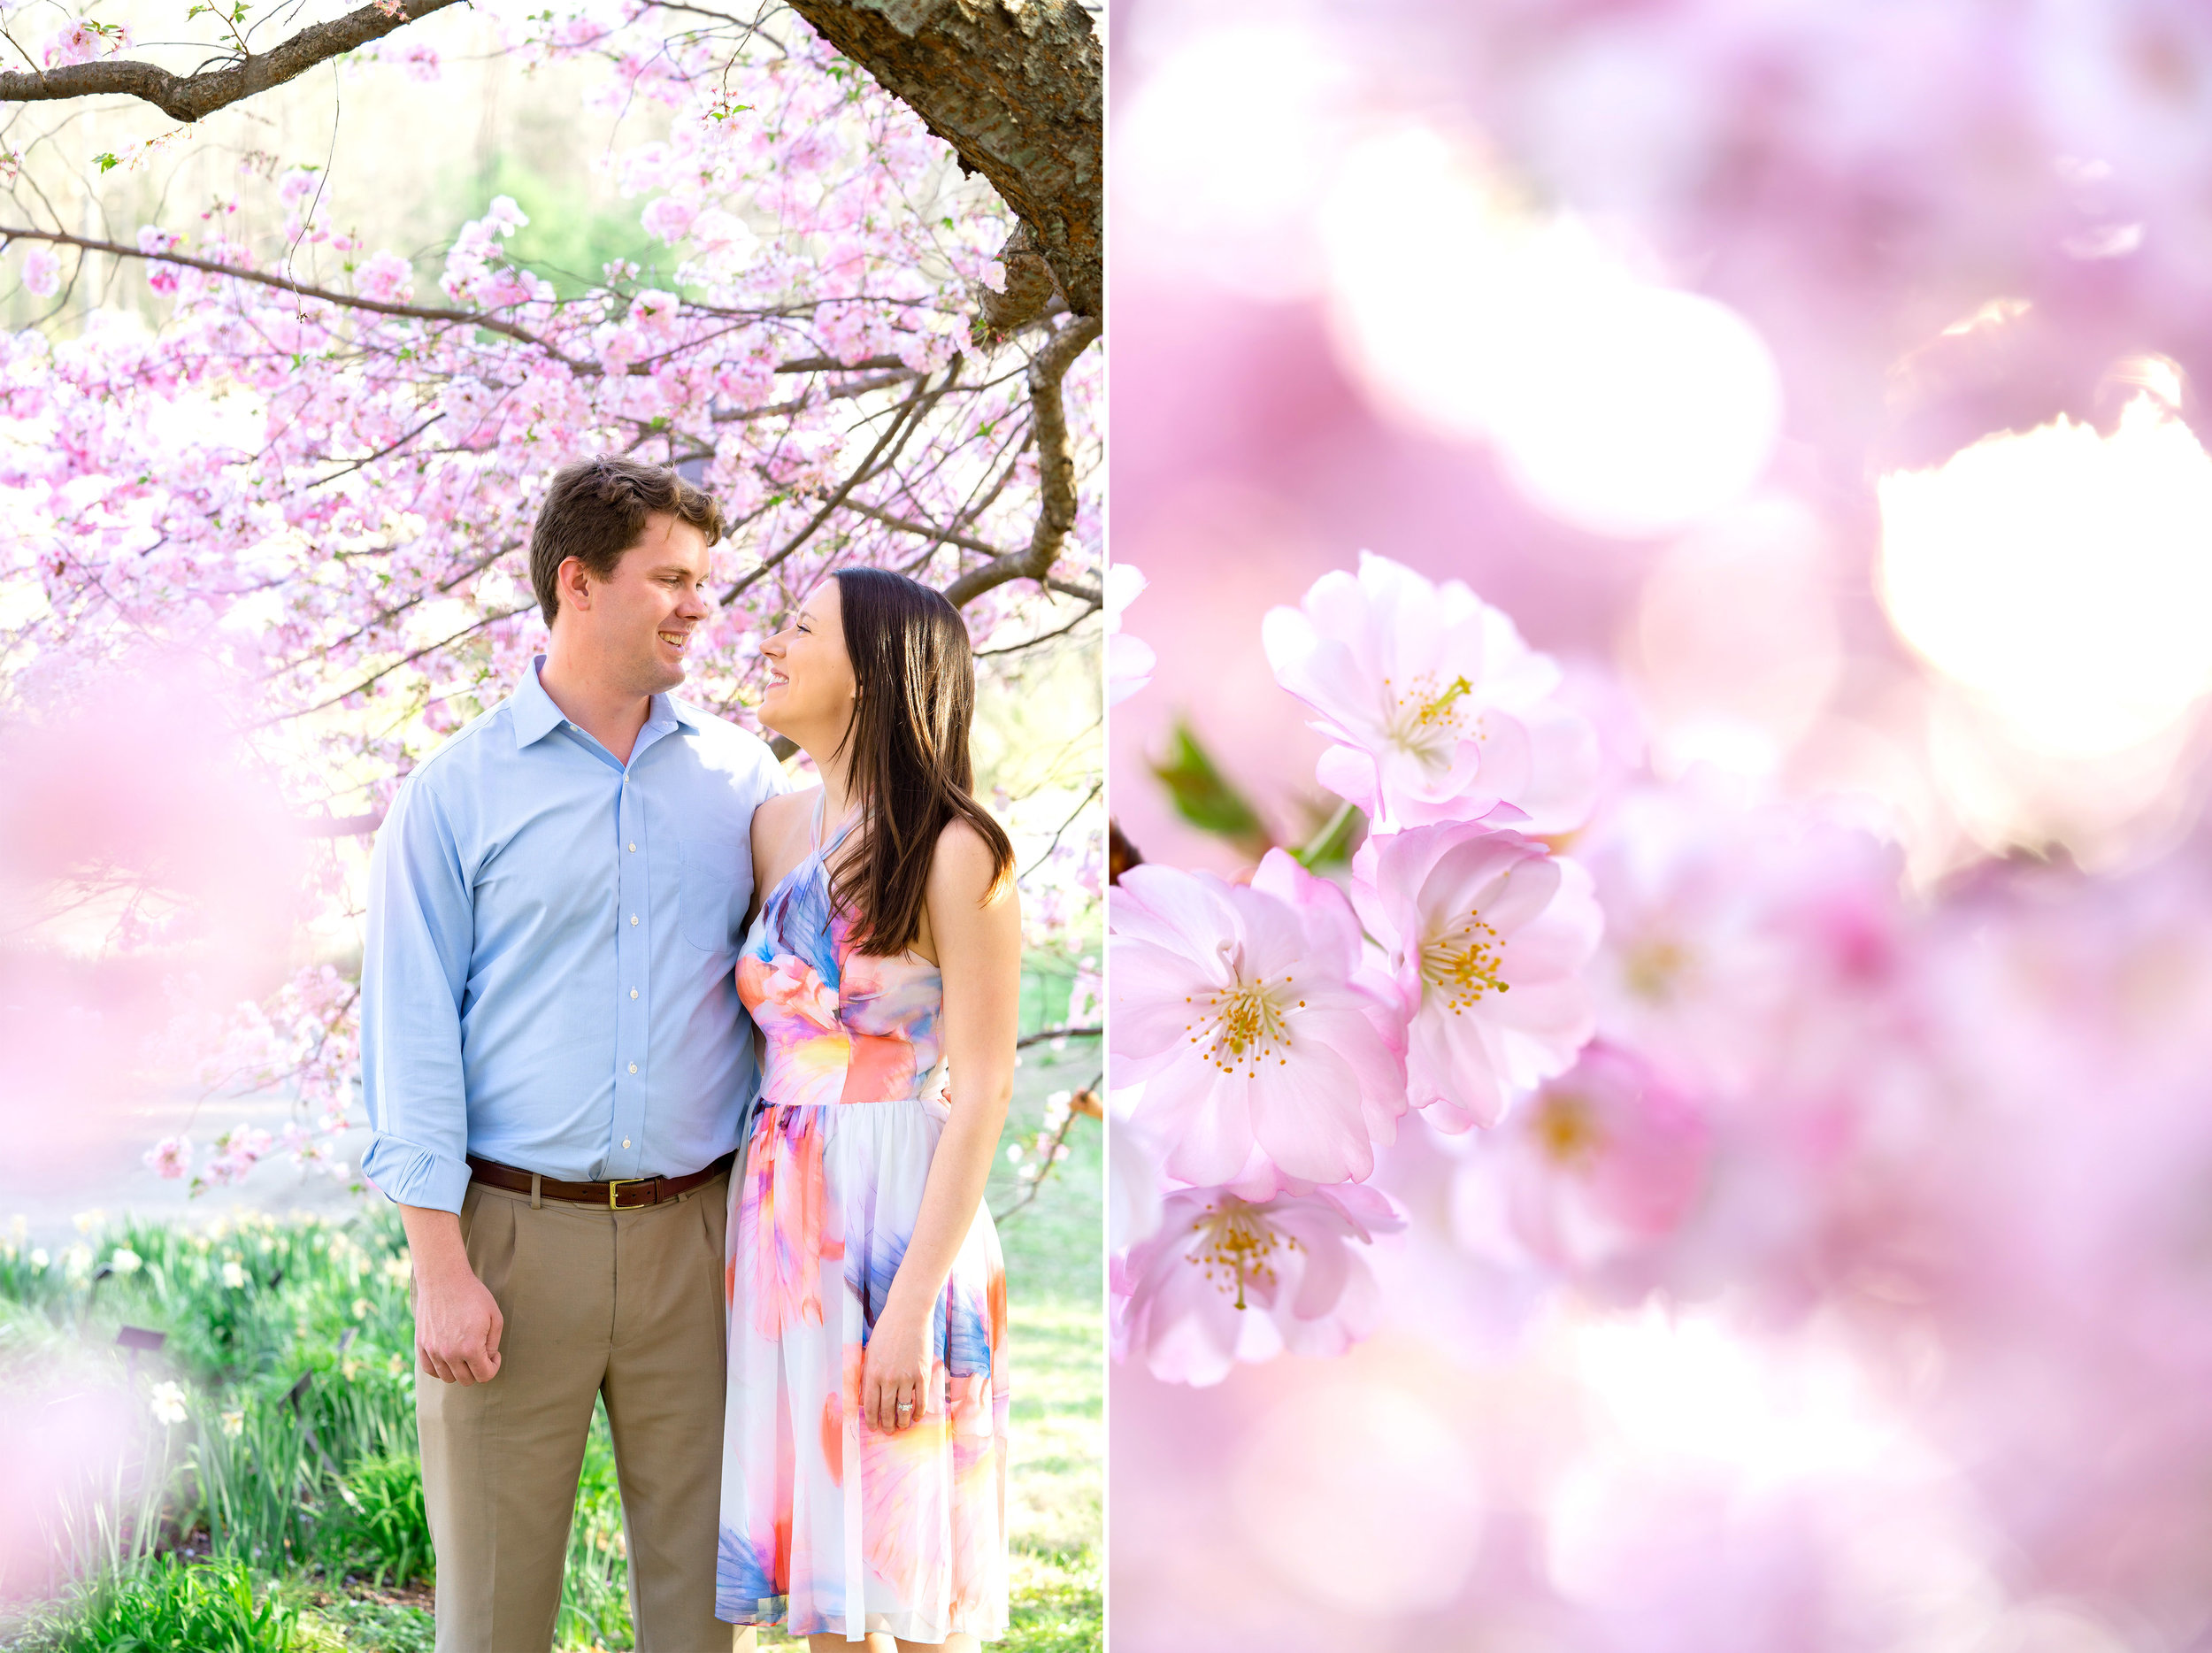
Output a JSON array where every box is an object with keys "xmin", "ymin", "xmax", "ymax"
[
  {"xmin": 1111, "ymin": 548, "xmax": 2212, "ymax": 1636},
  {"xmin": 1110, "ymin": 553, "xmax": 1608, "ymax": 1383}
]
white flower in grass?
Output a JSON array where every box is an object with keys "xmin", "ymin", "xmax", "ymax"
[
  {"xmin": 220, "ymin": 1260, "xmax": 247, "ymax": 1289},
  {"xmin": 108, "ymin": 1247, "xmax": 142, "ymax": 1275},
  {"xmin": 220, "ymin": 1409, "xmax": 245, "ymax": 1439},
  {"xmin": 149, "ymin": 1381, "xmax": 188, "ymax": 1426}
]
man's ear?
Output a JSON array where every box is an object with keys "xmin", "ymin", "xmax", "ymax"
[{"xmin": 558, "ymin": 556, "xmax": 593, "ymax": 611}]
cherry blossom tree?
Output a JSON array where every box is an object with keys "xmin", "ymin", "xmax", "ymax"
[
  {"xmin": 0, "ymin": 0, "xmax": 1100, "ymax": 319},
  {"xmin": 0, "ymin": 0, "xmax": 1102, "ymax": 1193}
]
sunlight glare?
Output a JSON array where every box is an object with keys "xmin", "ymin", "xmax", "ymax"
[
  {"xmin": 1117, "ymin": 27, "xmax": 1357, "ymax": 298},
  {"xmin": 1878, "ymin": 392, "xmax": 2212, "ymax": 758},
  {"xmin": 1324, "ymin": 127, "xmax": 1784, "ymax": 539}
]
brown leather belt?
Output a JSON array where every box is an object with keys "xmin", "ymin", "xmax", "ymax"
[{"xmin": 466, "ymin": 1149, "xmax": 736, "ymax": 1210}]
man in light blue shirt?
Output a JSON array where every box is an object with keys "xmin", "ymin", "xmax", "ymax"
[{"xmin": 362, "ymin": 455, "xmax": 783, "ymax": 1650}]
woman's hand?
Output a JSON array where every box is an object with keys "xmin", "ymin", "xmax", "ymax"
[{"xmin": 862, "ymin": 1302, "xmax": 933, "ymax": 1433}]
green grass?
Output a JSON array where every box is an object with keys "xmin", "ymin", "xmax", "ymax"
[
  {"xmin": 319, "ymin": 1454, "xmax": 432, "ymax": 1593},
  {"xmin": 296, "ymin": 1596, "xmax": 432, "ymax": 1653},
  {"xmin": 0, "ymin": 1034, "xmax": 1102, "ymax": 1652},
  {"xmin": 13, "ymin": 1556, "xmax": 331, "ymax": 1653}
]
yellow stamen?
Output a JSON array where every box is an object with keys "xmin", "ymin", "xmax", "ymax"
[
  {"xmin": 1187, "ymin": 1197, "xmax": 1300, "ymax": 1311},
  {"xmin": 1416, "ymin": 673, "xmax": 1475, "ymax": 726},
  {"xmin": 1421, "ymin": 909, "xmax": 1510, "ymax": 1013},
  {"xmin": 1532, "ymin": 1091, "xmax": 1603, "ymax": 1167},
  {"xmin": 1183, "ymin": 975, "xmax": 1297, "ymax": 1074},
  {"xmin": 1624, "ymin": 937, "xmax": 1687, "ymax": 1002}
]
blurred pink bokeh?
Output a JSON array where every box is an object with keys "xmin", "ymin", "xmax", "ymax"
[
  {"xmin": 0, "ymin": 657, "xmax": 305, "ymax": 1176},
  {"xmin": 1109, "ymin": 2, "xmax": 2212, "ymax": 1648}
]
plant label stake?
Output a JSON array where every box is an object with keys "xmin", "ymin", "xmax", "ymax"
[{"xmin": 116, "ymin": 1324, "xmax": 165, "ymax": 1386}]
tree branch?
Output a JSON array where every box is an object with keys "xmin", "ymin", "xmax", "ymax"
[
  {"xmin": 941, "ymin": 312, "xmax": 1098, "ymax": 606},
  {"xmin": 846, "ymin": 499, "xmax": 1009, "ymax": 561},
  {"xmin": 781, "ymin": 0, "xmax": 1101, "ymax": 318},
  {"xmin": 722, "ymin": 361, "xmax": 954, "ymax": 601},
  {"xmin": 0, "ymin": 222, "xmax": 569, "ymax": 354},
  {"xmin": 0, "ymin": 0, "xmax": 465, "ymax": 122}
]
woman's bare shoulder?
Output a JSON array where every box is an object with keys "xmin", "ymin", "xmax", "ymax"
[
  {"xmin": 927, "ymin": 813, "xmax": 1010, "ymax": 904},
  {"xmin": 751, "ymin": 786, "xmax": 818, "ymax": 880},
  {"xmin": 754, "ymin": 786, "xmax": 817, "ymax": 838}
]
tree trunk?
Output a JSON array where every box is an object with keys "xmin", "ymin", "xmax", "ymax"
[{"xmin": 783, "ymin": 0, "xmax": 1102, "ymax": 320}]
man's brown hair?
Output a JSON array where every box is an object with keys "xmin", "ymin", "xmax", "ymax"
[{"xmin": 529, "ymin": 456, "xmax": 726, "ymax": 625}]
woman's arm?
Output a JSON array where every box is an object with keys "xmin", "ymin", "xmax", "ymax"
[
  {"xmin": 745, "ymin": 787, "xmax": 813, "ymax": 928},
  {"xmin": 863, "ymin": 818, "xmax": 1021, "ymax": 1433}
]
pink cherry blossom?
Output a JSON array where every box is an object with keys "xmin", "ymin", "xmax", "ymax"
[
  {"xmin": 19, "ymin": 249, "xmax": 59, "ymax": 298},
  {"xmin": 1113, "ymin": 1181, "xmax": 1403, "ymax": 1386},
  {"xmin": 1105, "ymin": 562, "xmax": 1155, "ymax": 704},
  {"xmin": 42, "ymin": 19, "xmax": 121, "ymax": 67},
  {"xmin": 1110, "ymin": 850, "xmax": 1407, "ymax": 1197},
  {"xmin": 1262, "ymin": 550, "xmax": 1600, "ymax": 833},
  {"xmin": 642, "ymin": 195, "xmax": 699, "ymax": 243},
  {"xmin": 1351, "ymin": 820, "xmax": 1601, "ymax": 1132},
  {"xmin": 686, "ymin": 206, "xmax": 757, "ymax": 266},
  {"xmin": 1452, "ymin": 1042, "xmax": 1710, "ymax": 1292},
  {"xmin": 143, "ymin": 1136, "xmax": 193, "ymax": 1180},
  {"xmin": 1108, "ymin": 1085, "xmax": 1166, "ymax": 1252},
  {"xmin": 1576, "ymin": 780, "xmax": 1909, "ymax": 1095}
]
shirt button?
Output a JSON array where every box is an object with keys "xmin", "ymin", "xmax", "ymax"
[
  {"xmin": 630, "ymin": 914, "xmax": 639, "ymax": 926},
  {"xmin": 628, "ymin": 1062, "xmax": 638, "ymax": 1073},
  {"xmin": 628, "ymin": 842, "xmax": 636, "ymax": 852},
  {"xmin": 630, "ymin": 988, "xmax": 639, "ymax": 1000},
  {"xmin": 623, "ymin": 1138, "xmax": 632, "ymax": 1149}
]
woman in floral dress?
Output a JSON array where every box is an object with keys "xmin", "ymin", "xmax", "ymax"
[{"xmin": 718, "ymin": 567, "xmax": 1019, "ymax": 1649}]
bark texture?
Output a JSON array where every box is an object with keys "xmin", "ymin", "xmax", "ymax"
[
  {"xmin": 941, "ymin": 311, "xmax": 1102, "ymax": 605},
  {"xmin": 0, "ymin": 0, "xmax": 466, "ymax": 121},
  {"xmin": 784, "ymin": 0, "xmax": 1102, "ymax": 319}
]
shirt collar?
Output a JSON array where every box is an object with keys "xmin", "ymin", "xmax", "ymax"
[
  {"xmin": 511, "ymin": 656, "xmax": 567, "ymax": 748},
  {"xmin": 513, "ymin": 656, "xmax": 705, "ymax": 747}
]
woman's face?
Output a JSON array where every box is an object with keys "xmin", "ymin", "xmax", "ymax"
[{"xmin": 758, "ymin": 579, "xmax": 857, "ymax": 744}]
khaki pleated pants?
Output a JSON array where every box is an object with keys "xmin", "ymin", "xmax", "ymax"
[{"xmin": 417, "ymin": 1172, "xmax": 736, "ymax": 1652}]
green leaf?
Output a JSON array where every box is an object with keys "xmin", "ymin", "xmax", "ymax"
[
  {"xmin": 1293, "ymin": 797, "xmax": 1364, "ymax": 870},
  {"xmin": 94, "ymin": 152, "xmax": 120, "ymax": 172},
  {"xmin": 1149, "ymin": 719, "xmax": 1272, "ymax": 856}
]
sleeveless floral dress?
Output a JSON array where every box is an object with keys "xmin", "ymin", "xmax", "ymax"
[{"xmin": 717, "ymin": 798, "xmax": 1010, "ymax": 1642}]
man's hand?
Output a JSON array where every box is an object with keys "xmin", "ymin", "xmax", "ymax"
[{"xmin": 399, "ymin": 1205, "xmax": 503, "ymax": 1386}]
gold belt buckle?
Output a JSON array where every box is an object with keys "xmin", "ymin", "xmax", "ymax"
[{"xmin": 607, "ymin": 1176, "xmax": 642, "ymax": 1210}]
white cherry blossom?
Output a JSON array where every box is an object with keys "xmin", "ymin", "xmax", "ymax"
[{"xmin": 1262, "ymin": 551, "xmax": 1599, "ymax": 832}]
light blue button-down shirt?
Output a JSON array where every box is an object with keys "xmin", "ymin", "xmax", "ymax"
[{"xmin": 359, "ymin": 657, "xmax": 786, "ymax": 1213}]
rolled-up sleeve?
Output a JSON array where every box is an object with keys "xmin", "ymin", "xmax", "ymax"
[{"xmin": 360, "ymin": 773, "xmax": 475, "ymax": 1213}]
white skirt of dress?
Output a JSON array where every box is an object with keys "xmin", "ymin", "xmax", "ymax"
[{"xmin": 716, "ymin": 1094, "xmax": 1010, "ymax": 1642}]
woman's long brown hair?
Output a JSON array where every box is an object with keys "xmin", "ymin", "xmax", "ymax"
[{"xmin": 826, "ymin": 567, "xmax": 1015, "ymax": 957}]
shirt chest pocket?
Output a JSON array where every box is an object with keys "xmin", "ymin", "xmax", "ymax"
[{"xmin": 677, "ymin": 837, "xmax": 746, "ymax": 953}]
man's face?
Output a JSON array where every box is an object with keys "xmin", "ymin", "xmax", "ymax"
[{"xmin": 558, "ymin": 512, "xmax": 713, "ymax": 696}]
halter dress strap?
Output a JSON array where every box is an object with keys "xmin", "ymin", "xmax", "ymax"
[{"xmin": 811, "ymin": 791, "xmax": 861, "ymax": 857}]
